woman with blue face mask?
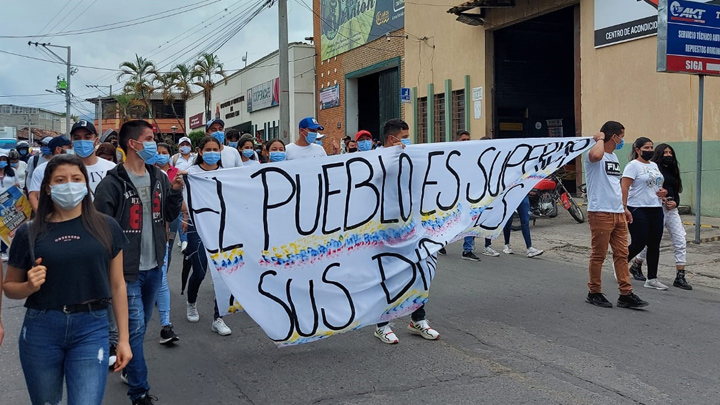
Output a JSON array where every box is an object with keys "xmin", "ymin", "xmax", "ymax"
[
  {"xmin": 238, "ymin": 137, "xmax": 259, "ymax": 165},
  {"xmin": 3, "ymin": 154, "xmax": 131, "ymax": 405},
  {"xmin": 183, "ymin": 136, "xmax": 233, "ymax": 337},
  {"xmin": 265, "ymin": 139, "xmax": 286, "ymax": 163}
]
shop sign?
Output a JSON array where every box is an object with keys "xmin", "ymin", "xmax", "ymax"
[
  {"xmin": 658, "ymin": 0, "xmax": 720, "ymax": 75},
  {"xmin": 320, "ymin": 0, "xmax": 405, "ymax": 60},
  {"xmin": 247, "ymin": 78, "xmax": 280, "ymax": 113},
  {"xmin": 189, "ymin": 112, "xmax": 204, "ymax": 129},
  {"xmin": 594, "ymin": 0, "xmax": 713, "ymax": 48},
  {"xmin": 320, "ymin": 84, "xmax": 341, "ymax": 110},
  {"xmin": 400, "ymin": 87, "xmax": 411, "ymax": 103}
]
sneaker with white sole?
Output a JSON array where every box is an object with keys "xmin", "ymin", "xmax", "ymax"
[
  {"xmin": 461, "ymin": 251, "xmax": 481, "ymax": 261},
  {"xmin": 503, "ymin": 245, "xmax": 514, "ymax": 254},
  {"xmin": 407, "ymin": 319, "xmax": 440, "ymax": 340},
  {"xmin": 180, "ymin": 241, "xmax": 188, "ymax": 254},
  {"xmin": 527, "ymin": 247, "xmax": 544, "ymax": 258},
  {"xmin": 120, "ymin": 370, "xmax": 129, "ymax": 385},
  {"xmin": 482, "ymin": 246, "xmax": 500, "ymax": 257},
  {"xmin": 108, "ymin": 344, "xmax": 117, "ymax": 369},
  {"xmin": 374, "ymin": 325, "xmax": 399, "ymax": 344},
  {"xmin": 186, "ymin": 302, "xmax": 199, "ymax": 323},
  {"xmin": 212, "ymin": 318, "xmax": 232, "ymax": 336},
  {"xmin": 644, "ymin": 278, "xmax": 668, "ymax": 290}
]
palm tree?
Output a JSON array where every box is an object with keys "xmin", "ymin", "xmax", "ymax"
[
  {"xmin": 110, "ymin": 94, "xmax": 144, "ymax": 122},
  {"xmin": 172, "ymin": 64, "xmax": 198, "ymax": 133},
  {"xmin": 192, "ymin": 53, "xmax": 228, "ymax": 123},
  {"xmin": 153, "ymin": 71, "xmax": 184, "ymax": 135},
  {"xmin": 118, "ymin": 54, "xmax": 160, "ymax": 132}
]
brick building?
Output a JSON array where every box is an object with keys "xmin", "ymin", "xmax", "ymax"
[{"xmin": 313, "ymin": 0, "xmax": 406, "ymax": 151}]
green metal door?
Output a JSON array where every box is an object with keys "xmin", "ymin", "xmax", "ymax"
[{"xmin": 378, "ymin": 68, "xmax": 400, "ymax": 130}]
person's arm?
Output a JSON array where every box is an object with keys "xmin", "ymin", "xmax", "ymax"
[
  {"xmin": 621, "ymin": 177, "xmax": 633, "ymax": 223},
  {"xmin": 164, "ymin": 172, "xmax": 183, "ymax": 222},
  {"xmin": 3, "ymin": 259, "xmax": 46, "ymax": 300},
  {"xmin": 29, "ymin": 191, "xmax": 39, "ymax": 212},
  {"xmin": 0, "ymin": 263, "xmax": 4, "ymax": 347},
  {"xmin": 109, "ymin": 251, "xmax": 132, "ymax": 372},
  {"xmin": 93, "ymin": 179, "xmax": 119, "ymax": 218},
  {"xmin": 587, "ymin": 132, "xmax": 605, "ymax": 163}
]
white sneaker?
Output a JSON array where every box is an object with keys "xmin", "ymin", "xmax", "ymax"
[
  {"xmin": 644, "ymin": 278, "xmax": 668, "ymax": 290},
  {"xmin": 407, "ymin": 319, "xmax": 440, "ymax": 340},
  {"xmin": 186, "ymin": 302, "xmax": 199, "ymax": 323},
  {"xmin": 212, "ymin": 318, "xmax": 232, "ymax": 336},
  {"xmin": 177, "ymin": 238, "xmax": 182, "ymax": 248},
  {"xmin": 482, "ymin": 246, "xmax": 500, "ymax": 257},
  {"xmin": 180, "ymin": 241, "xmax": 188, "ymax": 253},
  {"xmin": 503, "ymin": 245, "xmax": 514, "ymax": 254},
  {"xmin": 527, "ymin": 247, "xmax": 544, "ymax": 258},
  {"xmin": 374, "ymin": 325, "xmax": 399, "ymax": 344},
  {"xmin": 1, "ymin": 253, "xmax": 7, "ymax": 262}
]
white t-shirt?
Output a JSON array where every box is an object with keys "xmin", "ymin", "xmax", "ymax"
[
  {"xmin": 29, "ymin": 157, "xmax": 116, "ymax": 198},
  {"xmin": 220, "ymin": 146, "xmax": 243, "ymax": 168},
  {"xmin": 585, "ymin": 152, "xmax": 623, "ymax": 213},
  {"xmin": 623, "ymin": 159, "xmax": 663, "ymax": 207},
  {"xmin": 173, "ymin": 153, "xmax": 196, "ymax": 171},
  {"xmin": 0, "ymin": 173, "xmax": 18, "ymax": 193},
  {"xmin": 12, "ymin": 161, "xmax": 27, "ymax": 189},
  {"xmin": 285, "ymin": 143, "xmax": 327, "ymax": 160}
]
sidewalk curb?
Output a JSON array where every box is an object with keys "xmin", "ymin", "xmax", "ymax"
[{"xmin": 683, "ymin": 222, "xmax": 720, "ymax": 230}]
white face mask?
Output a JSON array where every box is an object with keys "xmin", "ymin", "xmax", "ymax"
[{"xmin": 50, "ymin": 182, "xmax": 87, "ymax": 210}]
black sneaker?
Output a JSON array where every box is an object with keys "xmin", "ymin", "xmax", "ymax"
[
  {"xmin": 673, "ymin": 272, "xmax": 693, "ymax": 290},
  {"xmin": 160, "ymin": 324, "xmax": 180, "ymax": 345},
  {"xmin": 585, "ymin": 292, "xmax": 613, "ymax": 308},
  {"xmin": 132, "ymin": 394, "xmax": 158, "ymax": 405},
  {"xmin": 629, "ymin": 260, "xmax": 646, "ymax": 281},
  {"xmin": 108, "ymin": 344, "xmax": 117, "ymax": 369},
  {"xmin": 438, "ymin": 248, "xmax": 447, "ymax": 255},
  {"xmin": 617, "ymin": 292, "xmax": 649, "ymax": 309},
  {"xmin": 461, "ymin": 251, "xmax": 481, "ymax": 261}
]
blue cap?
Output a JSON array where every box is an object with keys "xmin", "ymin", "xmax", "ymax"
[
  {"xmin": 205, "ymin": 118, "xmax": 225, "ymax": 131},
  {"xmin": 298, "ymin": 117, "xmax": 324, "ymax": 130},
  {"xmin": 48, "ymin": 136, "xmax": 72, "ymax": 151}
]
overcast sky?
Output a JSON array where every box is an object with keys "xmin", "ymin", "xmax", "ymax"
[{"xmin": 0, "ymin": 0, "xmax": 314, "ymax": 119}]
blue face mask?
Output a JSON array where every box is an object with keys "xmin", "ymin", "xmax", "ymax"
[
  {"xmin": 316, "ymin": 139, "xmax": 323, "ymax": 146},
  {"xmin": 136, "ymin": 141, "xmax": 158, "ymax": 163},
  {"xmin": 357, "ymin": 140, "xmax": 373, "ymax": 152},
  {"xmin": 305, "ymin": 131, "xmax": 318, "ymax": 144},
  {"xmin": 0, "ymin": 161, "xmax": 7, "ymax": 169},
  {"xmin": 269, "ymin": 151, "xmax": 286, "ymax": 162},
  {"xmin": 155, "ymin": 154, "xmax": 170, "ymax": 166},
  {"xmin": 615, "ymin": 137, "xmax": 624, "ymax": 150},
  {"xmin": 228, "ymin": 141, "xmax": 238, "ymax": 148},
  {"xmin": 202, "ymin": 151, "xmax": 221, "ymax": 165},
  {"xmin": 73, "ymin": 140, "xmax": 96, "ymax": 158},
  {"xmin": 400, "ymin": 138, "xmax": 411, "ymax": 146},
  {"xmin": 41, "ymin": 146, "xmax": 52, "ymax": 156},
  {"xmin": 19, "ymin": 149, "xmax": 28, "ymax": 156},
  {"xmin": 242, "ymin": 149, "xmax": 255, "ymax": 158},
  {"xmin": 10, "ymin": 162, "xmax": 18, "ymax": 168},
  {"xmin": 211, "ymin": 131, "xmax": 225, "ymax": 145}
]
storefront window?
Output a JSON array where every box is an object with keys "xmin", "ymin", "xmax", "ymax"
[
  {"xmin": 452, "ymin": 90, "xmax": 465, "ymax": 135},
  {"xmin": 434, "ymin": 93, "xmax": 445, "ymax": 142}
]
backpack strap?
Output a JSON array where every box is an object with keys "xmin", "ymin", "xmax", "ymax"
[{"xmin": 172, "ymin": 153, "xmax": 180, "ymax": 167}]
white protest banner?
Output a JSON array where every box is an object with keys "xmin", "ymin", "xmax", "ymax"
[{"xmin": 185, "ymin": 137, "xmax": 593, "ymax": 346}]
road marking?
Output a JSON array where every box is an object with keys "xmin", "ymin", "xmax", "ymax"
[{"xmin": 682, "ymin": 222, "xmax": 720, "ymax": 229}]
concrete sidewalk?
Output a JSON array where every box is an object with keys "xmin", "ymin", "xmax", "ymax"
[{"xmin": 486, "ymin": 207, "xmax": 720, "ymax": 290}]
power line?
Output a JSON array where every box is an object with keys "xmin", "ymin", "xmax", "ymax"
[
  {"xmin": 31, "ymin": 1, "xmax": 73, "ymax": 42},
  {"xmin": 0, "ymin": 0, "xmax": 225, "ymax": 38},
  {"xmin": 0, "ymin": 94, "xmax": 59, "ymax": 98},
  {"xmin": 48, "ymin": 0, "xmax": 100, "ymax": 42}
]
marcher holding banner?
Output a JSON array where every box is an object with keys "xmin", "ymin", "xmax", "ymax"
[
  {"xmin": 585, "ymin": 121, "xmax": 649, "ymax": 309},
  {"xmin": 286, "ymin": 117, "xmax": 327, "ymax": 160}
]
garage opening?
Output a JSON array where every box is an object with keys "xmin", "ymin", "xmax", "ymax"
[
  {"xmin": 493, "ymin": 6, "xmax": 576, "ymax": 140},
  {"xmin": 348, "ymin": 66, "xmax": 400, "ymax": 140}
]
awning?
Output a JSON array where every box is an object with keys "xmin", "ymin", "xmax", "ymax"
[{"xmin": 447, "ymin": 0, "xmax": 516, "ymax": 26}]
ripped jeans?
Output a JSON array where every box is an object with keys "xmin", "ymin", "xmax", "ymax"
[{"xmin": 19, "ymin": 308, "xmax": 109, "ymax": 405}]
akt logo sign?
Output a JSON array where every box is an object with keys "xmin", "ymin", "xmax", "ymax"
[{"xmin": 670, "ymin": 1, "xmax": 706, "ymax": 20}]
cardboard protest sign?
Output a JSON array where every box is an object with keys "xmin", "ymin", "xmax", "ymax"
[{"xmin": 0, "ymin": 186, "xmax": 32, "ymax": 245}]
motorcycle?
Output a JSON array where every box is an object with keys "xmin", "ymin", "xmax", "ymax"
[{"xmin": 527, "ymin": 171, "xmax": 585, "ymax": 223}]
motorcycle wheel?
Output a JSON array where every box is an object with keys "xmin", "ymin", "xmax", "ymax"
[{"xmin": 567, "ymin": 195, "xmax": 585, "ymax": 223}]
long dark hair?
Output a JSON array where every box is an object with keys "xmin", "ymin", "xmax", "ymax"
[
  {"xmin": 30, "ymin": 154, "xmax": 113, "ymax": 253},
  {"xmin": 652, "ymin": 143, "xmax": 683, "ymax": 193},
  {"xmin": 194, "ymin": 136, "xmax": 222, "ymax": 167},
  {"xmin": 629, "ymin": 137, "xmax": 653, "ymax": 160},
  {"xmin": 238, "ymin": 138, "xmax": 256, "ymax": 160}
]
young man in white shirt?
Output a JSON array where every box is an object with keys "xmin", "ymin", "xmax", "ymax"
[
  {"xmin": 585, "ymin": 121, "xmax": 648, "ymax": 309},
  {"xmin": 68, "ymin": 120, "xmax": 117, "ymax": 198},
  {"xmin": 206, "ymin": 119, "xmax": 243, "ymax": 168},
  {"xmin": 285, "ymin": 117, "xmax": 328, "ymax": 160}
]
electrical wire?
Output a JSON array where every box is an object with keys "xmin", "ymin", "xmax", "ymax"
[
  {"xmin": 31, "ymin": 1, "xmax": 73, "ymax": 42},
  {"xmin": 47, "ymin": 0, "xmax": 100, "ymax": 42}
]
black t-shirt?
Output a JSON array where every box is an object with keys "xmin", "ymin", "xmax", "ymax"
[
  {"xmin": 659, "ymin": 165, "xmax": 681, "ymax": 206},
  {"xmin": 8, "ymin": 215, "xmax": 128, "ymax": 310}
]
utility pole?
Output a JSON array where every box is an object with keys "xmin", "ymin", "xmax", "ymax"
[
  {"xmin": 29, "ymin": 41, "xmax": 73, "ymax": 134},
  {"xmin": 278, "ymin": 0, "xmax": 290, "ymax": 144},
  {"xmin": 86, "ymin": 84, "xmax": 112, "ymax": 137}
]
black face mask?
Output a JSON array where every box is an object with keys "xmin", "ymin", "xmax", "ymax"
[
  {"xmin": 640, "ymin": 150, "xmax": 654, "ymax": 161},
  {"xmin": 661, "ymin": 156, "xmax": 675, "ymax": 166},
  {"xmin": 348, "ymin": 148, "xmax": 357, "ymax": 153}
]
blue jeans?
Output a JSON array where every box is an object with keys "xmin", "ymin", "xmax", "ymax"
[
  {"xmin": 187, "ymin": 225, "xmax": 220, "ymax": 320},
  {"xmin": 485, "ymin": 196, "xmax": 532, "ymax": 248},
  {"xmin": 125, "ymin": 267, "xmax": 162, "ymax": 401},
  {"xmin": 462, "ymin": 236, "xmax": 475, "ymax": 253},
  {"xmin": 19, "ymin": 308, "xmax": 109, "ymax": 405},
  {"xmin": 156, "ymin": 243, "xmax": 171, "ymax": 326},
  {"xmin": 167, "ymin": 214, "xmax": 185, "ymax": 268}
]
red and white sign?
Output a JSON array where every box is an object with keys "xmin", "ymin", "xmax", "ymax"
[{"xmin": 189, "ymin": 112, "xmax": 204, "ymax": 129}]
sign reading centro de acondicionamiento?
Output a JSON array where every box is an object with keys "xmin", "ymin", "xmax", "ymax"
[
  {"xmin": 658, "ymin": 0, "xmax": 720, "ymax": 75},
  {"xmin": 321, "ymin": 0, "xmax": 405, "ymax": 60}
]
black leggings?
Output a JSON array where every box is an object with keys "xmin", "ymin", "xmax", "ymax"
[{"xmin": 627, "ymin": 206, "xmax": 664, "ymax": 279}]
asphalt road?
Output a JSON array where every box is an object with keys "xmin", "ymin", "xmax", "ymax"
[{"xmin": 2, "ymin": 239, "xmax": 719, "ymax": 404}]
